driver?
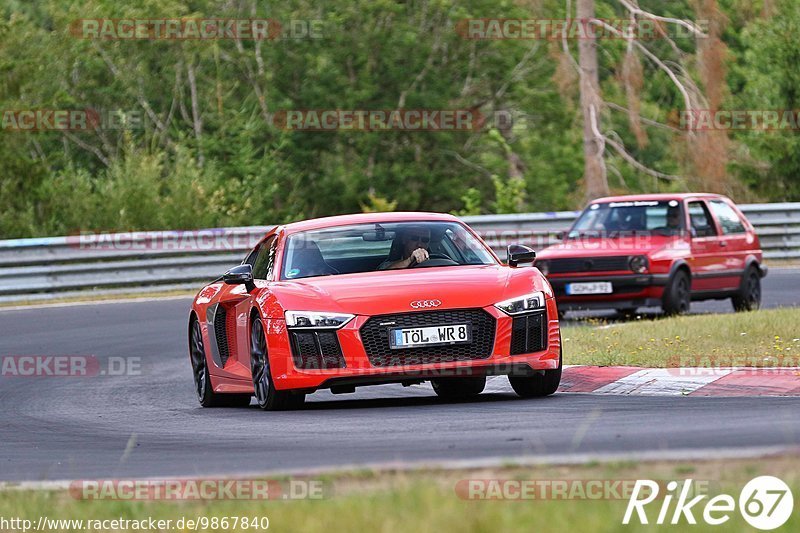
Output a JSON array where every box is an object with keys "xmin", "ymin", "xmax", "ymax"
[
  {"xmin": 379, "ymin": 226, "xmax": 430, "ymax": 270},
  {"xmin": 665, "ymin": 206, "xmax": 682, "ymax": 230}
]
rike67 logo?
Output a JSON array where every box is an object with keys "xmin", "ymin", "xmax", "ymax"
[{"xmin": 624, "ymin": 476, "xmax": 794, "ymax": 530}]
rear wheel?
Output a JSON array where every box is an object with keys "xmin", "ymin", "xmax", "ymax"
[
  {"xmin": 250, "ymin": 317, "xmax": 305, "ymax": 411},
  {"xmin": 431, "ymin": 376, "xmax": 486, "ymax": 399},
  {"xmin": 732, "ymin": 266, "xmax": 761, "ymax": 312},
  {"xmin": 508, "ymin": 342, "xmax": 562, "ymax": 398},
  {"xmin": 662, "ymin": 269, "xmax": 691, "ymax": 316},
  {"xmin": 190, "ymin": 320, "xmax": 250, "ymax": 407}
]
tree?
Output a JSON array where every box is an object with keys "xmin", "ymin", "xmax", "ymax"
[{"xmin": 566, "ymin": 0, "xmax": 719, "ymax": 199}]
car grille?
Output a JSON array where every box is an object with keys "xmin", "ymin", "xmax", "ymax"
[
  {"xmin": 547, "ymin": 256, "xmax": 630, "ymax": 273},
  {"xmin": 509, "ymin": 311, "xmax": 548, "ymax": 355},
  {"xmin": 289, "ymin": 330, "xmax": 346, "ymax": 369},
  {"xmin": 360, "ymin": 308, "xmax": 496, "ymax": 367}
]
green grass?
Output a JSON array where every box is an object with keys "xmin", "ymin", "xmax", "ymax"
[
  {"xmin": 0, "ymin": 456, "xmax": 798, "ymax": 532},
  {"xmin": 563, "ymin": 307, "xmax": 800, "ymax": 367}
]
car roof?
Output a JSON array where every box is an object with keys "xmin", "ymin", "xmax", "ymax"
[
  {"xmin": 590, "ymin": 193, "xmax": 726, "ymax": 204},
  {"xmin": 279, "ymin": 211, "xmax": 462, "ymax": 234}
]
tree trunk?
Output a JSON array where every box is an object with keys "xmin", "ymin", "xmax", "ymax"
[{"xmin": 577, "ymin": 0, "xmax": 609, "ymax": 200}]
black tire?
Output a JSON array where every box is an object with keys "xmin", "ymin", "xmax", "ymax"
[
  {"xmin": 189, "ymin": 320, "xmax": 251, "ymax": 407},
  {"xmin": 732, "ymin": 266, "xmax": 762, "ymax": 312},
  {"xmin": 431, "ymin": 376, "xmax": 486, "ymax": 399},
  {"xmin": 662, "ymin": 269, "xmax": 691, "ymax": 316},
  {"xmin": 250, "ymin": 317, "xmax": 305, "ymax": 411},
  {"xmin": 508, "ymin": 343, "xmax": 562, "ymax": 398}
]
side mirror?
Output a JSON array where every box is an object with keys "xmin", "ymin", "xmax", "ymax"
[
  {"xmin": 223, "ymin": 264, "xmax": 256, "ymax": 292},
  {"xmin": 507, "ymin": 244, "xmax": 536, "ymax": 267},
  {"xmin": 554, "ymin": 231, "xmax": 565, "ymax": 241}
]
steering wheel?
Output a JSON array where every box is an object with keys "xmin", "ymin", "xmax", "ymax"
[{"xmin": 410, "ymin": 253, "xmax": 459, "ymax": 268}]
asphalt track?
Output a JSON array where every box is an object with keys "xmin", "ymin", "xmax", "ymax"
[{"xmin": 0, "ymin": 269, "xmax": 798, "ymax": 482}]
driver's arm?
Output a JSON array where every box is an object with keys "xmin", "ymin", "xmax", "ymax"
[{"xmin": 380, "ymin": 248, "xmax": 429, "ymax": 270}]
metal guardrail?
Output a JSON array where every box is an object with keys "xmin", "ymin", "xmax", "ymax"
[{"xmin": 0, "ymin": 203, "xmax": 798, "ymax": 302}]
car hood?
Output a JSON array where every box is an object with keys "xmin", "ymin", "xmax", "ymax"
[
  {"xmin": 537, "ymin": 234, "xmax": 688, "ymax": 259},
  {"xmin": 266, "ymin": 264, "xmax": 547, "ymax": 316}
]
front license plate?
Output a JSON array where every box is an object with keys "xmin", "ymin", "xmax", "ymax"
[
  {"xmin": 390, "ymin": 324, "xmax": 471, "ymax": 349},
  {"xmin": 566, "ymin": 282, "xmax": 613, "ymax": 295}
]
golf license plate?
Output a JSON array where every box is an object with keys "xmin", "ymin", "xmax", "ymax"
[
  {"xmin": 389, "ymin": 324, "xmax": 471, "ymax": 349},
  {"xmin": 566, "ymin": 282, "xmax": 613, "ymax": 295}
]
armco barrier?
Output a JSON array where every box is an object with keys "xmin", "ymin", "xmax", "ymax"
[{"xmin": 0, "ymin": 203, "xmax": 797, "ymax": 302}]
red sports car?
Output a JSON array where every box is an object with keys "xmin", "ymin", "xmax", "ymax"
[
  {"xmin": 188, "ymin": 212, "xmax": 561, "ymax": 410},
  {"xmin": 535, "ymin": 193, "xmax": 767, "ymax": 316}
]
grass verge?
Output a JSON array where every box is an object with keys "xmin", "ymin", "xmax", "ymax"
[
  {"xmin": 564, "ymin": 307, "xmax": 800, "ymax": 367},
  {"xmin": 0, "ymin": 455, "xmax": 797, "ymax": 532},
  {"xmin": 0, "ymin": 289, "xmax": 195, "ymax": 309}
]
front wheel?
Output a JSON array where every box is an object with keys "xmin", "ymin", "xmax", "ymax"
[
  {"xmin": 662, "ymin": 269, "xmax": 691, "ymax": 316},
  {"xmin": 508, "ymin": 343, "xmax": 562, "ymax": 398},
  {"xmin": 190, "ymin": 320, "xmax": 250, "ymax": 407},
  {"xmin": 250, "ymin": 317, "xmax": 305, "ymax": 411},
  {"xmin": 732, "ymin": 266, "xmax": 761, "ymax": 312},
  {"xmin": 431, "ymin": 376, "xmax": 486, "ymax": 399}
]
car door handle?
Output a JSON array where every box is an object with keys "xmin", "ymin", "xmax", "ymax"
[{"xmin": 719, "ymin": 241, "xmax": 727, "ymax": 247}]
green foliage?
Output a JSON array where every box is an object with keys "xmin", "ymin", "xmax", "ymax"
[
  {"xmin": 454, "ymin": 187, "xmax": 482, "ymax": 216},
  {"xmin": 0, "ymin": 0, "xmax": 796, "ymax": 238},
  {"xmin": 491, "ymin": 175, "xmax": 527, "ymax": 214},
  {"xmin": 729, "ymin": 0, "xmax": 800, "ymax": 200},
  {"xmin": 360, "ymin": 192, "xmax": 398, "ymax": 213}
]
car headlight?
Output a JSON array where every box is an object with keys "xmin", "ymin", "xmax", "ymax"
[
  {"xmin": 285, "ymin": 311, "xmax": 355, "ymax": 329},
  {"xmin": 535, "ymin": 260, "xmax": 549, "ymax": 276},
  {"xmin": 629, "ymin": 255, "xmax": 649, "ymax": 274},
  {"xmin": 494, "ymin": 291, "xmax": 546, "ymax": 316}
]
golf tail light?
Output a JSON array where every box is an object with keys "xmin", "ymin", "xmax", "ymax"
[
  {"xmin": 285, "ymin": 311, "xmax": 355, "ymax": 329},
  {"xmin": 494, "ymin": 291, "xmax": 546, "ymax": 316}
]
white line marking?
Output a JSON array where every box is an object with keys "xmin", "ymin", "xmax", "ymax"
[
  {"xmin": 593, "ymin": 367, "xmax": 733, "ymax": 396},
  {"xmin": 3, "ymin": 445, "xmax": 794, "ymax": 490}
]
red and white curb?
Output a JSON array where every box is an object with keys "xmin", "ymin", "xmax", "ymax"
[
  {"xmin": 482, "ymin": 366, "xmax": 800, "ymax": 396},
  {"xmin": 555, "ymin": 365, "xmax": 800, "ymax": 397}
]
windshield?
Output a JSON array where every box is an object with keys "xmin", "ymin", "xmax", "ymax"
[
  {"xmin": 568, "ymin": 200, "xmax": 685, "ymax": 238},
  {"xmin": 281, "ymin": 221, "xmax": 497, "ymax": 280}
]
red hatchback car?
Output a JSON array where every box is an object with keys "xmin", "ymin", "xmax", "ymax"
[
  {"xmin": 189, "ymin": 212, "xmax": 561, "ymax": 410},
  {"xmin": 535, "ymin": 194, "xmax": 767, "ymax": 316}
]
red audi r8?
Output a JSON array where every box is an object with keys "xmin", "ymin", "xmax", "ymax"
[
  {"xmin": 188, "ymin": 212, "xmax": 561, "ymax": 410},
  {"xmin": 535, "ymin": 193, "xmax": 766, "ymax": 316}
]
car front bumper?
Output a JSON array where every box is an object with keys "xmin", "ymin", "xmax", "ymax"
[
  {"xmin": 547, "ymin": 273, "xmax": 670, "ymax": 311},
  {"xmin": 265, "ymin": 297, "xmax": 561, "ymax": 391}
]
